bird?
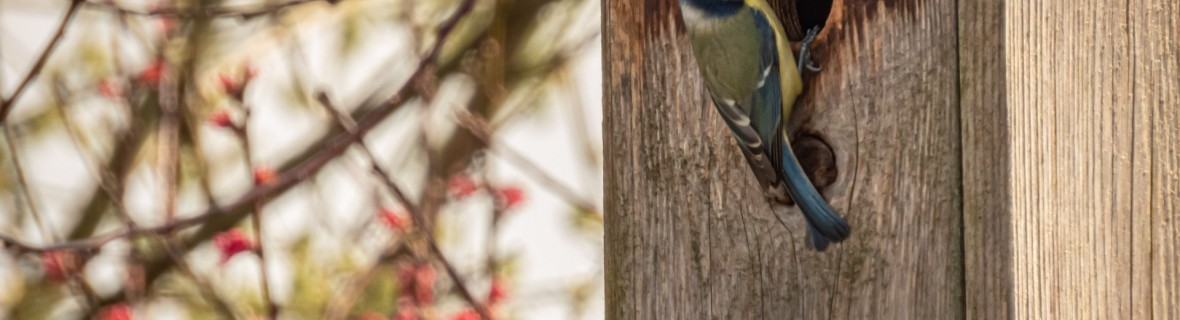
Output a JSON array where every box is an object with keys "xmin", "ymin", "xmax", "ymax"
[{"xmin": 678, "ymin": 0, "xmax": 851, "ymax": 250}]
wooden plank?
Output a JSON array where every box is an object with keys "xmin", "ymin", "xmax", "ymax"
[
  {"xmin": 799, "ymin": 1, "xmax": 962, "ymax": 318},
  {"xmin": 959, "ymin": 0, "xmax": 1012, "ymax": 317},
  {"xmin": 962, "ymin": 0, "xmax": 1180, "ymax": 318},
  {"xmin": 1130, "ymin": 0, "xmax": 1180, "ymax": 317},
  {"xmin": 603, "ymin": 0, "xmax": 795, "ymax": 317},
  {"xmin": 603, "ymin": 0, "xmax": 962, "ymax": 318}
]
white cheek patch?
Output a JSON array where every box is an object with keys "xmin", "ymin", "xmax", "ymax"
[{"xmin": 679, "ymin": 3, "xmax": 708, "ymax": 24}]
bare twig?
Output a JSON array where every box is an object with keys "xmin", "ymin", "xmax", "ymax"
[
  {"xmin": 3, "ymin": 124, "xmax": 103, "ymax": 310},
  {"xmin": 452, "ymin": 110, "xmax": 600, "ymax": 215},
  {"xmin": 481, "ymin": 168, "xmax": 504, "ymax": 284},
  {"xmin": 47, "ymin": 76, "xmax": 241, "ymax": 318},
  {"xmin": 0, "ymin": 0, "xmax": 83, "ymax": 123},
  {"xmin": 322, "ymin": 240, "xmax": 412, "ymax": 320},
  {"xmin": 159, "ymin": 73, "xmax": 181, "ymax": 223},
  {"xmin": 317, "ymin": 93, "xmax": 493, "ymax": 320},
  {"xmin": 2, "ymin": 128, "xmax": 56, "ymax": 242},
  {"xmin": 0, "ymin": 95, "xmax": 405, "ymax": 254},
  {"xmin": 3, "ymin": 0, "xmax": 487, "ymax": 316},
  {"xmin": 236, "ymin": 107, "xmax": 279, "ymax": 318},
  {"xmin": 159, "ymin": 71, "xmax": 242, "ymax": 318},
  {"xmin": 82, "ymin": 0, "xmax": 327, "ymax": 20}
]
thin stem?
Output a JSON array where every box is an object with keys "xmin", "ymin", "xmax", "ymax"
[
  {"xmin": 316, "ymin": 93, "xmax": 493, "ymax": 320},
  {"xmin": 6, "ymin": 0, "xmax": 485, "ymax": 316},
  {"xmin": 4, "ymin": 122, "xmax": 102, "ymax": 310},
  {"xmin": 82, "ymin": 0, "xmax": 327, "ymax": 19},
  {"xmin": 159, "ymin": 69, "xmax": 181, "ymax": 223},
  {"xmin": 158, "ymin": 71, "xmax": 241, "ymax": 318},
  {"xmin": 452, "ymin": 110, "xmax": 600, "ymax": 215},
  {"xmin": 479, "ymin": 169, "xmax": 503, "ymax": 290},
  {"xmin": 0, "ymin": 0, "xmax": 83, "ymax": 123},
  {"xmin": 2, "ymin": 128, "xmax": 56, "ymax": 242},
  {"xmin": 43, "ymin": 67, "xmax": 240, "ymax": 318},
  {"xmin": 236, "ymin": 105, "xmax": 278, "ymax": 318},
  {"xmin": 322, "ymin": 240, "xmax": 412, "ymax": 320}
]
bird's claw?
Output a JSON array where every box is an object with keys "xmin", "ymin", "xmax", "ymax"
[{"xmin": 797, "ymin": 26, "xmax": 823, "ymax": 74}]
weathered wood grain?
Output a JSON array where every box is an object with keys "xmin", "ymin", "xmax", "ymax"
[
  {"xmin": 961, "ymin": 0, "xmax": 1180, "ymax": 318},
  {"xmin": 959, "ymin": 0, "xmax": 1011, "ymax": 317},
  {"xmin": 603, "ymin": 0, "xmax": 963, "ymax": 318},
  {"xmin": 798, "ymin": 1, "xmax": 963, "ymax": 318}
]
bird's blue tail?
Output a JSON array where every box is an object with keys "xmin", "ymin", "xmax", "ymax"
[{"xmin": 779, "ymin": 140, "xmax": 851, "ymax": 251}]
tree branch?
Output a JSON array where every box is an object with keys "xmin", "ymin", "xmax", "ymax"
[
  {"xmin": 0, "ymin": 0, "xmax": 83, "ymax": 123},
  {"xmin": 452, "ymin": 110, "xmax": 600, "ymax": 215},
  {"xmin": 316, "ymin": 93, "xmax": 493, "ymax": 320},
  {"xmin": 81, "ymin": 0, "xmax": 329, "ymax": 20}
]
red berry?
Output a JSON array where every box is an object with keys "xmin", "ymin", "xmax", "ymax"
[
  {"xmin": 253, "ymin": 167, "xmax": 278, "ymax": 186},
  {"xmin": 213, "ymin": 229, "xmax": 254, "ymax": 264},
  {"xmin": 138, "ymin": 59, "xmax": 165, "ymax": 85},
  {"xmin": 493, "ymin": 186, "xmax": 525, "ymax": 211},
  {"xmin": 379, "ymin": 207, "xmax": 409, "ymax": 231},
  {"xmin": 447, "ymin": 175, "xmax": 479, "ymax": 199},
  {"xmin": 96, "ymin": 303, "xmax": 133, "ymax": 320}
]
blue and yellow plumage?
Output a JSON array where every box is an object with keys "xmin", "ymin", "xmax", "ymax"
[{"xmin": 679, "ymin": 0, "xmax": 851, "ymax": 250}]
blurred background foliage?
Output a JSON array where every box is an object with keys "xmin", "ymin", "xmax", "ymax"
[{"xmin": 0, "ymin": 0, "xmax": 602, "ymax": 318}]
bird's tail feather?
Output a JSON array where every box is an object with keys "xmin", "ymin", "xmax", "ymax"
[
  {"xmin": 808, "ymin": 224, "xmax": 831, "ymax": 251},
  {"xmin": 779, "ymin": 140, "xmax": 851, "ymax": 245}
]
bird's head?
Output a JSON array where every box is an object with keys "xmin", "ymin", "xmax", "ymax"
[{"xmin": 680, "ymin": 0, "xmax": 745, "ymax": 20}]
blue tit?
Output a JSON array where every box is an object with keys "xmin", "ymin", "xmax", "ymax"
[{"xmin": 679, "ymin": 0, "xmax": 851, "ymax": 250}]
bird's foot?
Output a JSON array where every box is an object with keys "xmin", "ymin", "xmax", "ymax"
[{"xmin": 797, "ymin": 26, "xmax": 823, "ymax": 73}]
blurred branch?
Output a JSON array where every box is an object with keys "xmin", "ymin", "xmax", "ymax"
[
  {"xmin": 82, "ymin": 0, "xmax": 331, "ymax": 19},
  {"xmin": 1, "ymin": 128, "xmax": 56, "ymax": 241},
  {"xmin": 453, "ymin": 110, "xmax": 600, "ymax": 215},
  {"xmin": 0, "ymin": 0, "xmax": 83, "ymax": 123},
  {"xmin": 158, "ymin": 75, "xmax": 242, "ymax": 318},
  {"xmin": 317, "ymin": 93, "xmax": 493, "ymax": 320},
  {"xmin": 0, "ymin": 1, "xmax": 606, "ymax": 319},
  {"xmin": 62, "ymin": 0, "xmax": 485, "ymax": 315},
  {"xmin": 65, "ymin": 93, "xmax": 157, "ymax": 240},
  {"xmin": 159, "ymin": 73, "xmax": 182, "ymax": 223},
  {"xmin": 234, "ymin": 101, "xmax": 280, "ymax": 318},
  {"xmin": 322, "ymin": 240, "xmax": 412, "ymax": 320},
  {"xmin": 44, "ymin": 80, "xmax": 242, "ymax": 318},
  {"xmin": 3, "ymin": 125, "xmax": 103, "ymax": 312},
  {"xmin": 559, "ymin": 69, "xmax": 602, "ymax": 169}
]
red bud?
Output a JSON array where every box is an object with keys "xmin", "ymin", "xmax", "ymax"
[
  {"xmin": 213, "ymin": 229, "xmax": 254, "ymax": 264},
  {"xmin": 253, "ymin": 167, "xmax": 278, "ymax": 186},
  {"xmin": 138, "ymin": 59, "xmax": 165, "ymax": 86}
]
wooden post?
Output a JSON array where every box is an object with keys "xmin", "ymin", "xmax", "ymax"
[
  {"xmin": 961, "ymin": 0, "xmax": 1180, "ymax": 318},
  {"xmin": 606, "ymin": 0, "xmax": 1179, "ymax": 318},
  {"xmin": 604, "ymin": 0, "xmax": 962, "ymax": 318}
]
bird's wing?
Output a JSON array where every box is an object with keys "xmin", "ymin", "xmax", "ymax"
[
  {"xmin": 745, "ymin": 4, "xmax": 853, "ymax": 249},
  {"xmin": 707, "ymin": 7, "xmax": 785, "ymax": 197}
]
